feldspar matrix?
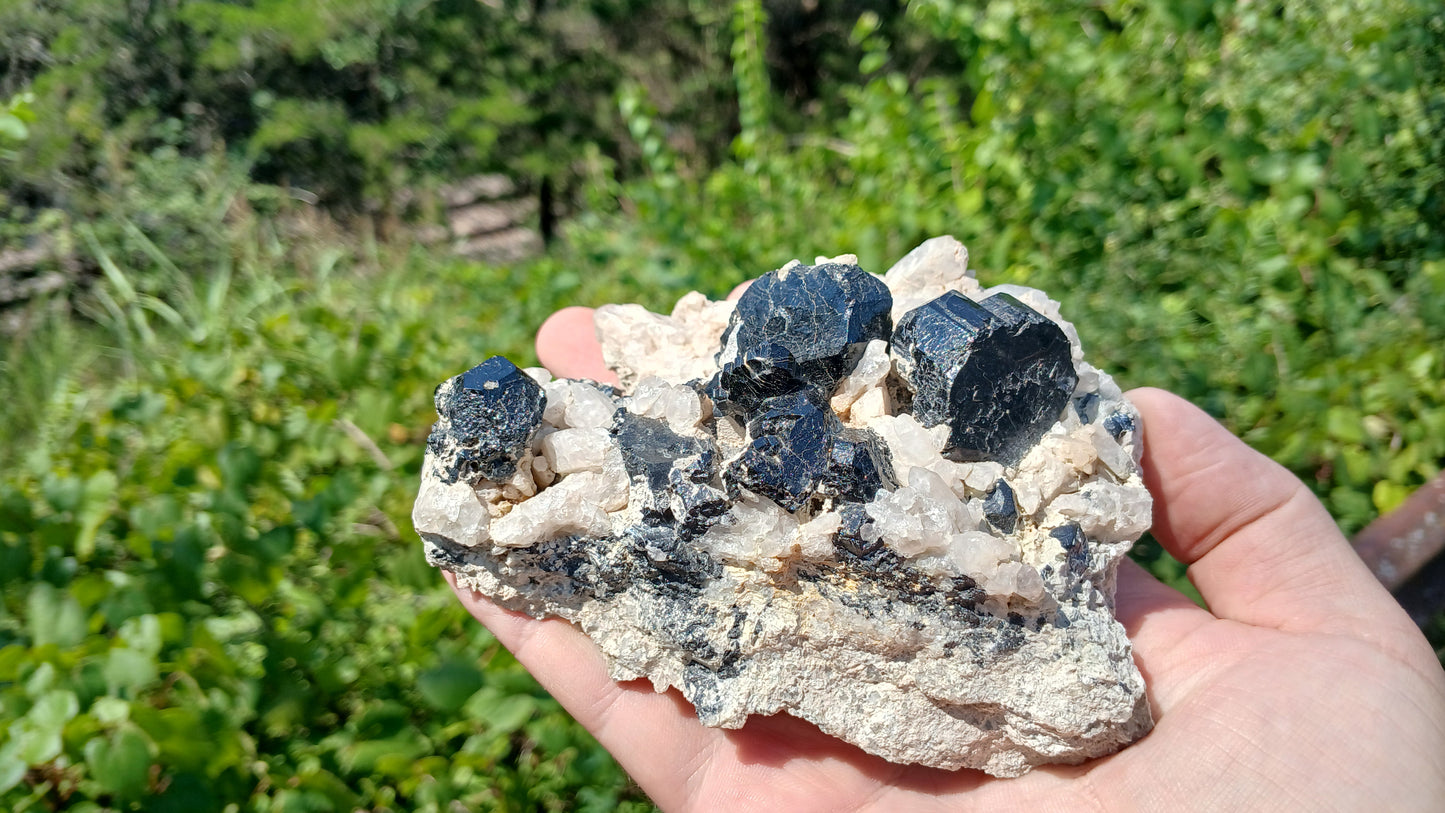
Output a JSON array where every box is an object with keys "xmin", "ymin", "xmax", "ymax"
[{"xmin": 415, "ymin": 237, "xmax": 1153, "ymax": 777}]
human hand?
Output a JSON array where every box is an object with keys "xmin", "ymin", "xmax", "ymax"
[{"xmin": 445, "ymin": 305, "xmax": 1445, "ymax": 812}]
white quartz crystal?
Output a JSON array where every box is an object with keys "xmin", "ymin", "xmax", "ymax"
[
  {"xmin": 864, "ymin": 468, "xmax": 979, "ymax": 561},
  {"xmin": 699, "ymin": 492, "xmax": 801, "ymax": 569},
  {"xmin": 596, "ymin": 291, "xmax": 736, "ymax": 388},
  {"xmin": 831, "ymin": 339, "xmax": 892, "ymax": 416},
  {"xmin": 884, "ymin": 235, "xmax": 984, "ymax": 325},
  {"xmin": 540, "ymin": 428, "xmax": 614, "ymax": 475},
  {"xmin": 413, "ymin": 478, "xmax": 490, "ymax": 547},
  {"xmin": 627, "ymin": 376, "xmax": 709, "ymax": 433}
]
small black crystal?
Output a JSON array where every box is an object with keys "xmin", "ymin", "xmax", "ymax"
[
  {"xmin": 719, "ymin": 262, "xmax": 893, "ymax": 396},
  {"xmin": 821, "ymin": 427, "xmax": 897, "ymax": 503},
  {"xmin": 724, "ymin": 391, "xmax": 840, "ymax": 511},
  {"xmin": 627, "ymin": 524, "xmax": 720, "ymax": 588},
  {"xmin": 1102, "ymin": 410, "xmax": 1135, "ymax": 440},
  {"xmin": 983, "ymin": 479, "xmax": 1018, "ymax": 534},
  {"xmin": 670, "ymin": 476, "xmax": 731, "ymax": 541},
  {"xmin": 892, "ymin": 291, "xmax": 1077, "ymax": 462},
  {"xmin": 833, "ymin": 502, "xmax": 879, "ymax": 559},
  {"xmin": 1050, "ymin": 523, "xmax": 1090, "ymax": 576},
  {"xmin": 427, "ymin": 355, "xmax": 546, "ymax": 484}
]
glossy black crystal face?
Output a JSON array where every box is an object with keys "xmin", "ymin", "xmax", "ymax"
[
  {"xmin": 822, "ymin": 427, "xmax": 897, "ymax": 503},
  {"xmin": 1103, "ymin": 410, "xmax": 1135, "ymax": 440},
  {"xmin": 704, "ymin": 341, "xmax": 810, "ymax": 423},
  {"xmin": 427, "ymin": 355, "xmax": 545, "ymax": 483},
  {"xmin": 613, "ymin": 412, "xmax": 719, "ymax": 524},
  {"xmin": 983, "ymin": 479, "xmax": 1018, "ymax": 534},
  {"xmin": 718, "ymin": 262, "xmax": 893, "ymax": 397},
  {"xmin": 427, "ymin": 264, "xmax": 1080, "ymax": 539},
  {"xmin": 892, "ymin": 291, "xmax": 1077, "ymax": 462},
  {"xmin": 724, "ymin": 391, "xmax": 841, "ymax": 512}
]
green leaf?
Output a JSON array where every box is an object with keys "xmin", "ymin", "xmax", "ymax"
[
  {"xmin": 91, "ymin": 696, "xmax": 131, "ymax": 725},
  {"xmin": 119, "ymin": 614, "xmax": 163, "ymax": 657},
  {"xmin": 1372, "ymin": 480, "xmax": 1412, "ymax": 515},
  {"xmin": 0, "ymin": 113, "xmax": 27, "ymax": 142},
  {"xmin": 337, "ymin": 736, "xmax": 428, "ymax": 776},
  {"xmin": 76, "ymin": 470, "xmax": 119, "ymax": 561},
  {"xmin": 478, "ymin": 694, "xmax": 537, "ymax": 735},
  {"xmin": 0, "ymin": 740, "xmax": 26, "ymax": 794},
  {"xmin": 24, "ymin": 662, "xmax": 56, "ymax": 696},
  {"xmin": 12, "ymin": 689, "xmax": 79, "ymax": 764},
  {"xmin": 29, "ymin": 689, "xmax": 80, "ymax": 730},
  {"xmin": 84, "ymin": 727, "xmax": 153, "ymax": 800},
  {"xmin": 416, "ymin": 659, "xmax": 484, "ymax": 712},
  {"xmin": 104, "ymin": 647, "xmax": 159, "ymax": 695},
  {"xmin": 27, "ymin": 583, "xmax": 87, "ymax": 649}
]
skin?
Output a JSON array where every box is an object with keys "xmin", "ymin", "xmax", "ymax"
[{"xmin": 446, "ymin": 303, "xmax": 1445, "ymax": 812}]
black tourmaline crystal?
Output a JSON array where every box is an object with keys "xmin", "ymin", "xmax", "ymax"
[
  {"xmin": 724, "ymin": 391, "xmax": 841, "ymax": 512},
  {"xmin": 418, "ymin": 240, "xmax": 1157, "ymax": 779},
  {"xmin": 718, "ymin": 262, "xmax": 893, "ymax": 398},
  {"xmin": 704, "ymin": 342, "xmax": 810, "ymax": 423},
  {"xmin": 983, "ymin": 479, "xmax": 1018, "ymax": 534},
  {"xmin": 427, "ymin": 355, "xmax": 545, "ymax": 483},
  {"xmin": 1103, "ymin": 410, "xmax": 1136, "ymax": 440},
  {"xmin": 892, "ymin": 291, "xmax": 1077, "ymax": 462},
  {"xmin": 613, "ymin": 412, "xmax": 718, "ymax": 523},
  {"xmin": 821, "ymin": 427, "xmax": 897, "ymax": 503}
]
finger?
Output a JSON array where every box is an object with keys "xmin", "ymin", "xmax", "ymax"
[
  {"xmin": 444, "ymin": 572, "xmax": 718, "ymax": 811},
  {"xmin": 1127, "ymin": 387, "xmax": 1406, "ymax": 633},
  {"xmin": 728, "ymin": 279, "xmax": 752, "ymax": 301},
  {"xmin": 536, "ymin": 306, "xmax": 616, "ymax": 383}
]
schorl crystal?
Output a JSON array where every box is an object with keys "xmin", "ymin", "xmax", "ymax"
[
  {"xmin": 718, "ymin": 262, "xmax": 893, "ymax": 396},
  {"xmin": 892, "ymin": 291, "xmax": 1078, "ymax": 462},
  {"xmin": 426, "ymin": 355, "xmax": 545, "ymax": 483},
  {"xmin": 704, "ymin": 341, "xmax": 809, "ymax": 422},
  {"xmin": 724, "ymin": 390, "xmax": 840, "ymax": 512},
  {"xmin": 983, "ymin": 479, "xmax": 1018, "ymax": 534},
  {"xmin": 613, "ymin": 411, "xmax": 717, "ymax": 523},
  {"xmin": 415, "ymin": 239, "xmax": 1153, "ymax": 778}
]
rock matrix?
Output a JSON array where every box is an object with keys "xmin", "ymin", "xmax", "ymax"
[{"xmin": 414, "ymin": 236, "xmax": 1154, "ymax": 777}]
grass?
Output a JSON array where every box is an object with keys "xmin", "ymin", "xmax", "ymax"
[{"xmin": 0, "ymin": 212, "xmax": 669, "ymax": 810}]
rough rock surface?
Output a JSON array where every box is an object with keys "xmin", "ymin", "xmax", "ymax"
[{"xmin": 415, "ymin": 236, "xmax": 1153, "ymax": 777}]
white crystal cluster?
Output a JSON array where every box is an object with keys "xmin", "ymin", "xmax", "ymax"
[{"xmin": 415, "ymin": 235, "xmax": 1154, "ymax": 777}]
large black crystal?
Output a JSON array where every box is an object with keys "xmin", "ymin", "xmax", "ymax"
[
  {"xmin": 719, "ymin": 263, "xmax": 893, "ymax": 398},
  {"xmin": 427, "ymin": 355, "xmax": 546, "ymax": 483},
  {"xmin": 892, "ymin": 291, "xmax": 1077, "ymax": 462},
  {"xmin": 724, "ymin": 391, "xmax": 841, "ymax": 512},
  {"xmin": 613, "ymin": 412, "xmax": 719, "ymax": 524},
  {"xmin": 704, "ymin": 342, "xmax": 810, "ymax": 423}
]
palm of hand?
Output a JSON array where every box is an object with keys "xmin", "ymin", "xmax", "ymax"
[{"xmin": 446, "ymin": 308, "xmax": 1445, "ymax": 812}]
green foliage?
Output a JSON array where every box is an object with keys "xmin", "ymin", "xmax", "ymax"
[
  {"xmin": 0, "ymin": 91, "xmax": 34, "ymax": 148},
  {"xmin": 2, "ymin": 0, "xmax": 1444, "ymax": 807},
  {"xmin": 0, "ymin": 0, "xmax": 739, "ymax": 233},
  {"xmin": 0, "ymin": 223, "xmax": 654, "ymax": 809}
]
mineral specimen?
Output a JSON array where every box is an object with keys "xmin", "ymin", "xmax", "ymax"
[
  {"xmin": 892, "ymin": 290, "xmax": 1077, "ymax": 462},
  {"xmin": 426, "ymin": 356, "xmax": 546, "ymax": 484},
  {"xmin": 414, "ymin": 236, "xmax": 1154, "ymax": 778}
]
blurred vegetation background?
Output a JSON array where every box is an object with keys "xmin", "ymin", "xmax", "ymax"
[{"xmin": 1, "ymin": 0, "xmax": 1442, "ymax": 809}]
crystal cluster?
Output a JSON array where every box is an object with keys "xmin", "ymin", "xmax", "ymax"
[{"xmin": 414, "ymin": 236, "xmax": 1153, "ymax": 777}]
